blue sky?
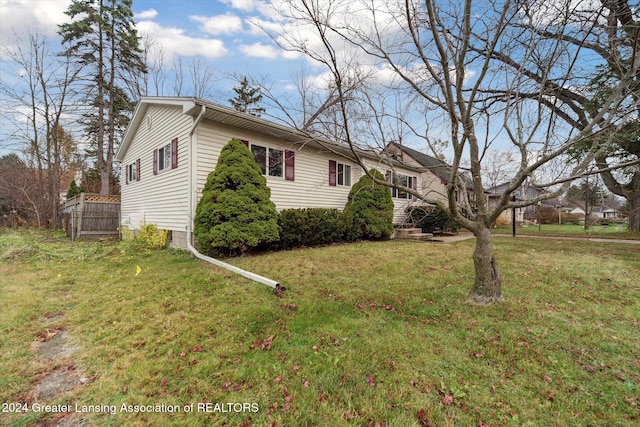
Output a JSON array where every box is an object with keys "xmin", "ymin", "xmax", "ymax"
[{"xmin": 0, "ymin": 0, "xmax": 313, "ymax": 102}]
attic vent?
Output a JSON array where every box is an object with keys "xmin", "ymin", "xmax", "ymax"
[{"xmin": 146, "ymin": 115, "xmax": 152, "ymax": 130}]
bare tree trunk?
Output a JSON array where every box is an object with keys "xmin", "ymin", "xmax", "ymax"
[{"xmin": 466, "ymin": 226, "xmax": 503, "ymax": 305}]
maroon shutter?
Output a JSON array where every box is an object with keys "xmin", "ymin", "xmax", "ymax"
[
  {"xmin": 171, "ymin": 138, "xmax": 178, "ymax": 169},
  {"xmin": 241, "ymin": 139, "xmax": 249, "ymax": 147},
  {"xmin": 153, "ymin": 149, "xmax": 158, "ymax": 175},
  {"xmin": 125, "ymin": 164, "xmax": 129, "ymax": 185},
  {"xmin": 329, "ymin": 160, "xmax": 337, "ymax": 186},
  {"xmin": 136, "ymin": 158, "xmax": 141, "ymax": 181},
  {"xmin": 412, "ymin": 176, "xmax": 417, "ymax": 199},
  {"xmin": 285, "ymin": 150, "xmax": 295, "ymax": 181},
  {"xmin": 385, "ymin": 170, "xmax": 391, "ymax": 183}
]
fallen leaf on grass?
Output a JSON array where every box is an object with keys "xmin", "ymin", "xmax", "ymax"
[
  {"xmin": 251, "ymin": 335, "xmax": 276, "ymax": 351},
  {"xmin": 582, "ymin": 365, "xmax": 597, "ymax": 372},
  {"xmin": 416, "ymin": 409, "xmax": 431, "ymax": 426},
  {"xmin": 440, "ymin": 394, "xmax": 454, "ymax": 405}
]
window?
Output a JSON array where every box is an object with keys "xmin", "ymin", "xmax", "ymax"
[
  {"xmin": 390, "ymin": 172, "xmax": 417, "ymax": 199},
  {"xmin": 251, "ymin": 145, "xmax": 267, "ymax": 175},
  {"xmin": 329, "ymin": 160, "xmax": 351, "ymax": 186},
  {"xmin": 338, "ymin": 163, "xmax": 351, "ymax": 186},
  {"xmin": 249, "ymin": 143, "xmax": 294, "ymax": 180},
  {"xmin": 126, "ymin": 158, "xmax": 140, "ymax": 184},
  {"xmin": 153, "ymin": 138, "xmax": 178, "ymax": 175}
]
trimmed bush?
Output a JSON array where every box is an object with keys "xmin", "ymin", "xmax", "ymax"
[
  {"xmin": 344, "ymin": 169, "xmax": 394, "ymax": 240},
  {"xmin": 537, "ymin": 206, "xmax": 559, "ymax": 224},
  {"xmin": 561, "ymin": 213, "xmax": 581, "ymax": 225},
  {"xmin": 277, "ymin": 208, "xmax": 348, "ymax": 249},
  {"xmin": 194, "ymin": 138, "xmax": 279, "ymax": 256},
  {"xmin": 407, "ymin": 206, "xmax": 460, "ymax": 233}
]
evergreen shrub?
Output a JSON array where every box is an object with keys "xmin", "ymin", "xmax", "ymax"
[
  {"xmin": 194, "ymin": 138, "xmax": 279, "ymax": 256},
  {"xmin": 344, "ymin": 169, "xmax": 394, "ymax": 240},
  {"xmin": 407, "ymin": 206, "xmax": 460, "ymax": 233},
  {"xmin": 277, "ymin": 208, "xmax": 348, "ymax": 249}
]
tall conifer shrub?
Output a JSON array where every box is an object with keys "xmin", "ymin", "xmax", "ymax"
[
  {"xmin": 194, "ymin": 139, "xmax": 279, "ymax": 256},
  {"xmin": 344, "ymin": 169, "xmax": 394, "ymax": 240}
]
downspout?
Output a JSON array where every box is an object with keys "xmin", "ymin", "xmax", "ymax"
[{"xmin": 185, "ymin": 102, "xmax": 280, "ymax": 290}]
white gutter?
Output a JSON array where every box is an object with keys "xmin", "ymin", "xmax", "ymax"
[{"xmin": 185, "ymin": 102, "xmax": 280, "ymax": 289}]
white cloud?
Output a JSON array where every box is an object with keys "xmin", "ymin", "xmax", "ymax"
[
  {"xmin": 240, "ymin": 42, "xmax": 279, "ymax": 59},
  {"xmin": 191, "ymin": 13, "xmax": 243, "ymax": 35},
  {"xmin": 135, "ymin": 9, "xmax": 158, "ymax": 20},
  {"xmin": 136, "ymin": 21, "xmax": 228, "ymax": 60},
  {"xmin": 220, "ymin": 0, "xmax": 262, "ymax": 12},
  {"xmin": 0, "ymin": 0, "xmax": 70, "ymax": 40}
]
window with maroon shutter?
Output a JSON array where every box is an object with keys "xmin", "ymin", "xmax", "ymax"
[
  {"xmin": 284, "ymin": 150, "xmax": 295, "ymax": 181},
  {"xmin": 240, "ymin": 139, "xmax": 249, "ymax": 147},
  {"xmin": 157, "ymin": 140, "xmax": 177, "ymax": 172},
  {"xmin": 329, "ymin": 160, "xmax": 337, "ymax": 186},
  {"xmin": 171, "ymin": 138, "xmax": 178, "ymax": 169},
  {"xmin": 126, "ymin": 161, "xmax": 138, "ymax": 184}
]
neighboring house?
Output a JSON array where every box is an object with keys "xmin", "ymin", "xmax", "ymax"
[
  {"xmin": 115, "ymin": 97, "xmax": 443, "ymax": 248},
  {"xmin": 565, "ymin": 201, "xmax": 621, "ymax": 221},
  {"xmin": 383, "ymin": 142, "xmax": 459, "ymax": 203},
  {"xmin": 487, "ymin": 182, "xmax": 557, "ymax": 224},
  {"xmin": 593, "ymin": 206, "xmax": 620, "ymax": 220}
]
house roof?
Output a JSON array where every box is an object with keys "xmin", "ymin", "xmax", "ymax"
[
  {"xmin": 384, "ymin": 141, "xmax": 477, "ymax": 189},
  {"xmin": 116, "ymin": 97, "xmax": 422, "ymax": 173}
]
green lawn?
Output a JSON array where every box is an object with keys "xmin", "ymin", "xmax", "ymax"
[
  {"xmin": 1, "ymin": 229, "xmax": 639, "ymax": 426},
  {"xmin": 492, "ymin": 223, "xmax": 640, "ymax": 240}
]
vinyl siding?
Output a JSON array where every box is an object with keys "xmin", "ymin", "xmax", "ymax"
[
  {"xmin": 195, "ymin": 120, "xmax": 359, "ymax": 212},
  {"xmin": 120, "ymin": 104, "xmax": 191, "ymax": 231}
]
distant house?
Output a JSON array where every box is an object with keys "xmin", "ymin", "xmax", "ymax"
[
  {"xmin": 487, "ymin": 182, "xmax": 557, "ymax": 225},
  {"xmin": 115, "ymin": 97, "xmax": 450, "ymax": 248}
]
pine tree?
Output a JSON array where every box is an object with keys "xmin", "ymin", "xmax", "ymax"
[
  {"xmin": 229, "ymin": 76, "xmax": 266, "ymax": 117},
  {"xmin": 344, "ymin": 169, "xmax": 394, "ymax": 240},
  {"xmin": 194, "ymin": 139, "xmax": 279, "ymax": 256},
  {"xmin": 66, "ymin": 179, "xmax": 83, "ymax": 199},
  {"xmin": 59, "ymin": 0, "xmax": 146, "ymax": 195}
]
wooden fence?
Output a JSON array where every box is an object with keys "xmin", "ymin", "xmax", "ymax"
[{"xmin": 61, "ymin": 193, "xmax": 120, "ymax": 240}]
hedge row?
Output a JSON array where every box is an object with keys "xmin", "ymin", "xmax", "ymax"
[{"xmin": 277, "ymin": 208, "xmax": 349, "ymax": 249}]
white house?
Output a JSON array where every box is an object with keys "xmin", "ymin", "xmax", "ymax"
[{"xmin": 115, "ymin": 97, "xmax": 448, "ymax": 248}]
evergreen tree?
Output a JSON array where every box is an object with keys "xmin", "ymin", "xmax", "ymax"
[
  {"xmin": 59, "ymin": 0, "xmax": 146, "ymax": 195},
  {"xmin": 194, "ymin": 139, "xmax": 279, "ymax": 256},
  {"xmin": 344, "ymin": 169, "xmax": 394, "ymax": 240},
  {"xmin": 66, "ymin": 179, "xmax": 83, "ymax": 199},
  {"xmin": 229, "ymin": 76, "xmax": 266, "ymax": 117}
]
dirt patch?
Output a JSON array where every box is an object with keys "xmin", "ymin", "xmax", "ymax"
[
  {"xmin": 32, "ymin": 365, "xmax": 82, "ymax": 401},
  {"xmin": 43, "ymin": 312, "xmax": 65, "ymax": 325},
  {"xmin": 34, "ymin": 329, "xmax": 79, "ymax": 362}
]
